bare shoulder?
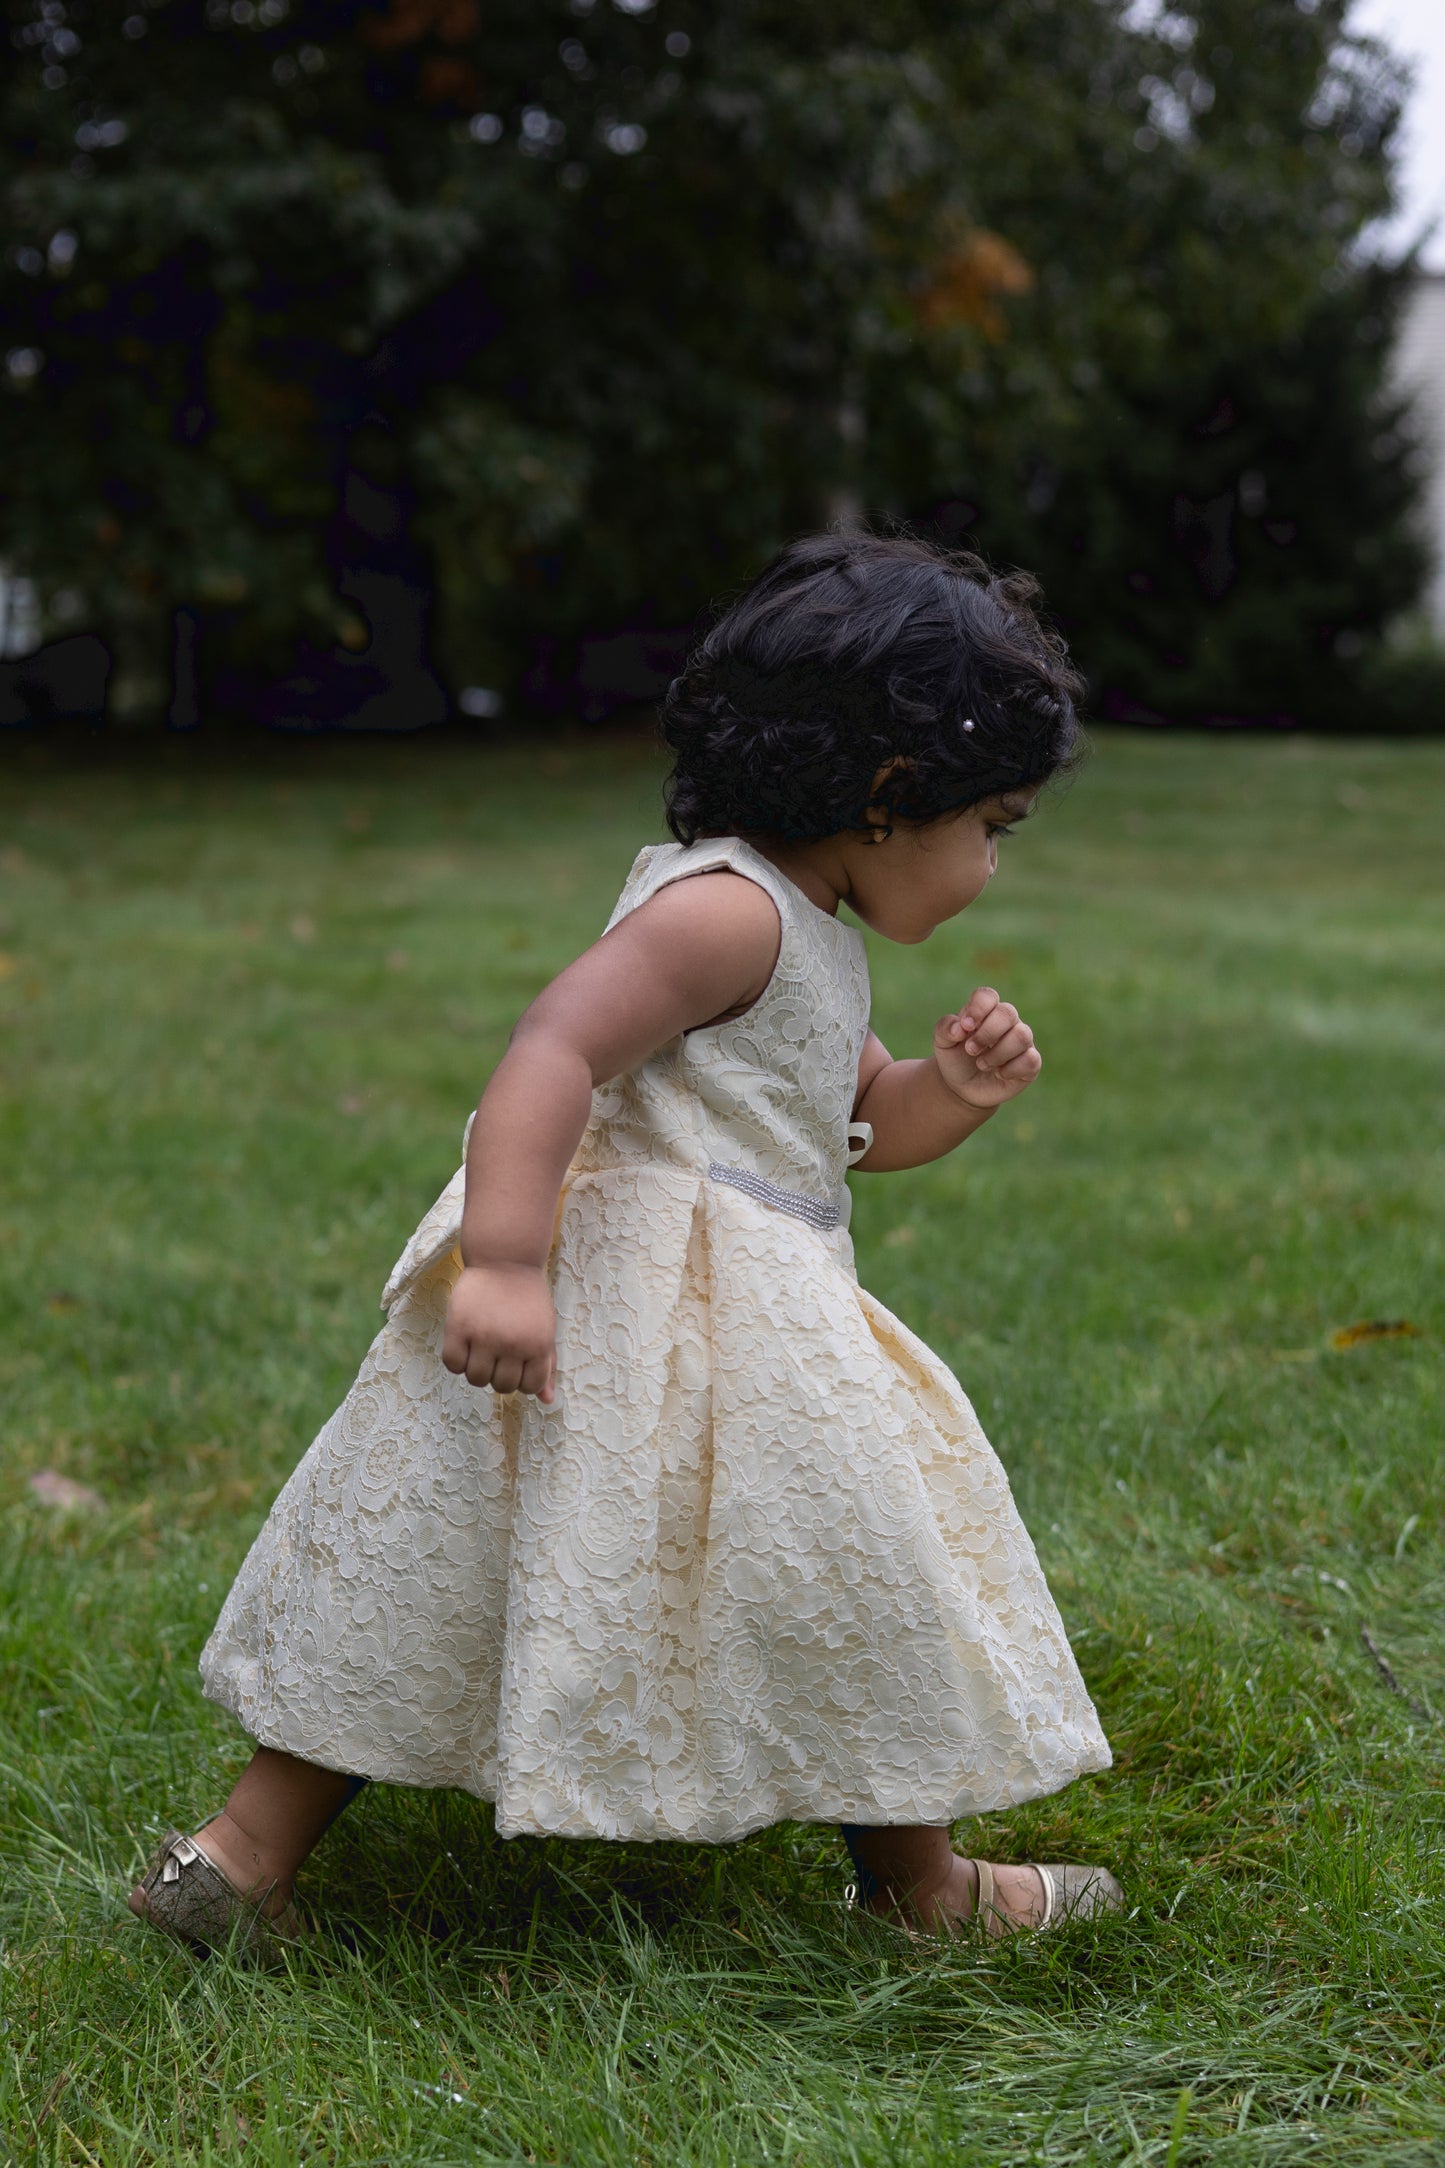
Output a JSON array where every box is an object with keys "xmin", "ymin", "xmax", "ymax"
[
  {"xmin": 598, "ymin": 867, "xmax": 782, "ymax": 1020},
  {"xmin": 619, "ymin": 868, "xmax": 781, "ymax": 957}
]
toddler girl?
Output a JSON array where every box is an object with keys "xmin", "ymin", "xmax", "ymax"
[{"xmin": 131, "ymin": 531, "xmax": 1118, "ymax": 1956}]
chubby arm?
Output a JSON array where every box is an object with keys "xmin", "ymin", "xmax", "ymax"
[
  {"xmin": 852, "ymin": 987, "xmax": 1041, "ymax": 1173},
  {"xmin": 441, "ymin": 872, "xmax": 781, "ymax": 1400}
]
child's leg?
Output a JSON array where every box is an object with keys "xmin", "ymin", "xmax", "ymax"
[
  {"xmin": 841, "ymin": 1824, "xmax": 1049, "ymax": 1932},
  {"xmin": 201, "ymin": 1748, "xmax": 363, "ymax": 1901},
  {"xmin": 132, "ymin": 1748, "xmax": 363, "ymax": 1920}
]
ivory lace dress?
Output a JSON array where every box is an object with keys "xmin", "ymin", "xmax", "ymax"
[{"xmin": 201, "ymin": 836, "xmax": 1111, "ymax": 1841}]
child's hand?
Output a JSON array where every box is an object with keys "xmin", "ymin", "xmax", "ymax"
[
  {"xmin": 442, "ymin": 1262, "xmax": 558, "ymax": 1403},
  {"xmin": 934, "ymin": 987, "xmax": 1041, "ymax": 1110}
]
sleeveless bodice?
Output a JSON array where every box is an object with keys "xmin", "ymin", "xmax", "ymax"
[{"xmin": 573, "ymin": 836, "xmax": 872, "ymax": 1208}]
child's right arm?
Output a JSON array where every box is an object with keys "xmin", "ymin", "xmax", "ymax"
[{"xmin": 440, "ymin": 872, "xmax": 781, "ymax": 1403}]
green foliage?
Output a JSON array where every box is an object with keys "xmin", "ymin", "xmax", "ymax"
[
  {"xmin": 1011, "ymin": 263, "xmax": 1430, "ymax": 727},
  {"xmin": 1358, "ymin": 629, "xmax": 1445, "ymax": 733},
  {"xmin": 1, "ymin": 729, "xmax": 1443, "ymax": 2160},
  {"xmin": 864, "ymin": 4, "xmax": 1429, "ymax": 725},
  {"xmin": 0, "ymin": 0, "xmax": 1430, "ymax": 724}
]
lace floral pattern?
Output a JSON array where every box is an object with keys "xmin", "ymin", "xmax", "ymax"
[{"xmin": 201, "ymin": 837, "xmax": 1111, "ymax": 1839}]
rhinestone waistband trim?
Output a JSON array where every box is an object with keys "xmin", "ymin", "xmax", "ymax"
[{"xmin": 706, "ymin": 1161, "xmax": 842, "ymax": 1231}]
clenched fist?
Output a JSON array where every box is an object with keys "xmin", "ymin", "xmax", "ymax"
[
  {"xmin": 933, "ymin": 986, "xmax": 1041, "ymax": 1110},
  {"xmin": 442, "ymin": 1261, "xmax": 558, "ymax": 1402}
]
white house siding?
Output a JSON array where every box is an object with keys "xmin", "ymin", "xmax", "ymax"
[{"xmin": 1395, "ymin": 271, "xmax": 1445, "ymax": 630}]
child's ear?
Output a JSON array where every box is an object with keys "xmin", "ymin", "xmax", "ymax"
[{"xmin": 863, "ymin": 757, "xmax": 915, "ymax": 843}]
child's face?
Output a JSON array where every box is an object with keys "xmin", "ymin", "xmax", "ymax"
[{"xmin": 844, "ymin": 789, "xmax": 1039, "ymax": 944}]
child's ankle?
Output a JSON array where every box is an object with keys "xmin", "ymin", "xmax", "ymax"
[
  {"xmin": 887, "ymin": 1851, "xmax": 979, "ymax": 1928},
  {"xmin": 194, "ymin": 1810, "xmax": 295, "ymax": 1909},
  {"xmin": 848, "ymin": 1827, "xmax": 977, "ymax": 1924}
]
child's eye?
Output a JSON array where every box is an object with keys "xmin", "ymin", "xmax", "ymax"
[{"xmin": 987, "ymin": 823, "xmax": 1017, "ymax": 840}]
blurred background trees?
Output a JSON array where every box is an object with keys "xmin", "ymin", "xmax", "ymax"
[{"xmin": 0, "ymin": 0, "xmax": 1432, "ymax": 729}]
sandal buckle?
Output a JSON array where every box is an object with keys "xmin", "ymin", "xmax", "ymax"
[{"xmin": 161, "ymin": 1835, "xmax": 202, "ymax": 1884}]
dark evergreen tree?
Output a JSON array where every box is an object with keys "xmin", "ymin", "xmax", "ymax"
[
  {"xmin": 877, "ymin": 0, "xmax": 1428, "ymax": 725},
  {"xmin": 0, "ymin": 0, "xmax": 1427, "ymax": 726}
]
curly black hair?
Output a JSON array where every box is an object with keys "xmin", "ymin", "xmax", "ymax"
[{"xmin": 662, "ymin": 530, "xmax": 1085, "ymax": 844}]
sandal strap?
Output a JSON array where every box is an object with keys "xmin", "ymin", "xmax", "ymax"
[
  {"xmin": 973, "ymin": 1857, "xmax": 1055, "ymax": 1935},
  {"xmin": 973, "ymin": 1857, "xmax": 999, "ymax": 1937}
]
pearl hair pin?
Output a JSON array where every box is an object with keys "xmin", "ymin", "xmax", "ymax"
[{"xmin": 961, "ymin": 718, "xmax": 976, "ymax": 732}]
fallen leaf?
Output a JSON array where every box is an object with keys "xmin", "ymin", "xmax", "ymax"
[
  {"xmin": 338, "ymin": 1093, "xmax": 365, "ymax": 1116},
  {"xmin": 291, "ymin": 914, "xmax": 317, "ymax": 943},
  {"xmin": 883, "ymin": 1225, "xmax": 916, "ymax": 1249},
  {"xmin": 30, "ymin": 1470, "xmax": 103, "ymax": 1512},
  {"xmin": 0, "ymin": 846, "xmax": 26, "ymax": 875},
  {"xmin": 44, "ymin": 1291, "xmax": 79, "ymax": 1315},
  {"xmin": 385, "ymin": 948, "xmax": 410, "ymax": 972},
  {"xmin": 0, "ymin": 953, "xmax": 15, "ymax": 980},
  {"xmin": 344, "ymin": 808, "xmax": 373, "ymax": 834},
  {"xmin": 1330, "ymin": 1319, "xmax": 1422, "ymax": 1350}
]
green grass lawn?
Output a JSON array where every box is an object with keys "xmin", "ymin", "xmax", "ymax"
[{"xmin": 1, "ymin": 724, "xmax": 1441, "ymax": 2166}]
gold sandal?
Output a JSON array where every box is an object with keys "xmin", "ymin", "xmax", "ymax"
[
  {"xmin": 850, "ymin": 1857, "xmax": 1123, "ymax": 1938},
  {"xmin": 974, "ymin": 1857, "xmax": 1124, "ymax": 1937},
  {"xmin": 128, "ymin": 1827, "xmax": 303, "ymax": 1962}
]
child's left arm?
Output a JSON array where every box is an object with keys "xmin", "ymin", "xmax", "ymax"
[{"xmin": 851, "ymin": 986, "xmax": 1040, "ymax": 1172}]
